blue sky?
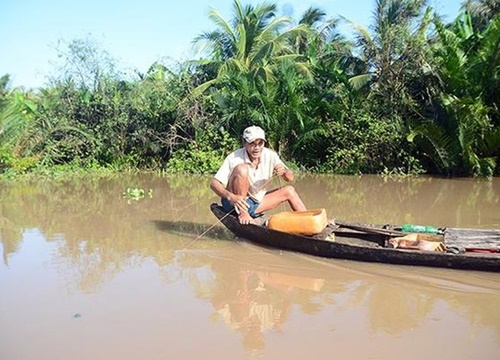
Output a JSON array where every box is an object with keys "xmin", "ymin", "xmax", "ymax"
[{"xmin": 1, "ymin": 0, "xmax": 463, "ymax": 89}]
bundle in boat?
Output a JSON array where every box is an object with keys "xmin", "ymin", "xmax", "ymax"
[
  {"xmin": 388, "ymin": 233, "xmax": 445, "ymax": 251},
  {"xmin": 268, "ymin": 208, "xmax": 328, "ymax": 236}
]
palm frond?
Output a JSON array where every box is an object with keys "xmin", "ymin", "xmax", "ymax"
[{"xmin": 348, "ymin": 74, "xmax": 372, "ymax": 90}]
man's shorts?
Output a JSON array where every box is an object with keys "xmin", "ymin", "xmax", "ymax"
[{"xmin": 221, "ymin": 197, "xmax": 263, "ymax": 218}]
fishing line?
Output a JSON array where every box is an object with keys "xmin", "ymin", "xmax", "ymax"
[
  {"xmin": 183, "ymin": 209, "xmax": 235, "ymax": 249},
  {"xmin": 184, "ymin": 175, "xmax": 277, "ymax": 249}
]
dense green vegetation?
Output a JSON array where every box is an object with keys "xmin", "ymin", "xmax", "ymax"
[{"xmin": 1, "ymin": 0, "xmax": 499, "ymax": 178}]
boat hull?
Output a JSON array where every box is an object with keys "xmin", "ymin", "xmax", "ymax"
[{"xmin": 210, "ymin": 204, "xmax": 500, "ymax": 272}]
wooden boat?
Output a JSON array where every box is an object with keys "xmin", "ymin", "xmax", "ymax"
[{"xmin": 210, "ymin": 203, "xmax": 500, "ymax": 272}]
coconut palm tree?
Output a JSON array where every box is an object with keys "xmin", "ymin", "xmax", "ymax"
[
  {"xmin": 349, "ymin": 0, "xmax": 433, "ymax": 120},
  {"xmin": 191, "ymin": 0, "xmax": 309, "ymax": 135},
  {"xmin": 193, "ymin": 0, "xmax": 309, "ymax": 85}
]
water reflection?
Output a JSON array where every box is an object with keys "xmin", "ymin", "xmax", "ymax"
[
  {"xmin": 178, "ymin": 247, "xmax": 327, "ymax": 353},
  {"xmin": 177, "ymin": 243, "xmax": 500, "ymax": 354},
  {"xmin": 0, "ymin": 174, "xmax": 215, "ymax": 291}
]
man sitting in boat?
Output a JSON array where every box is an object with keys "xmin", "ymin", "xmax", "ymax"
[{"xmin": 210, "ymin": 125, "xmax": 307, "ymax": 225}]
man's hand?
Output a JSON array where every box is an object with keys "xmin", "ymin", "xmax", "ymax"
[
  {"xmin": 230, "ymin": 195, "xmax": 255, "ymax": 225},
  {"xmin": 273, "ymin": 164, "xmax": 287, "ymax": 177},
  {"xmin": 228, "ymin": 194, "xmax": 249, "ymax": 215}
]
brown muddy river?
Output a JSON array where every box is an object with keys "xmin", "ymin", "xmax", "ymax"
[{"xmin": 1, "ymin": 173, "xmax": 499, "ymax": 360}]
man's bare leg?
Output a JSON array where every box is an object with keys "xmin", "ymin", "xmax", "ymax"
[
  {"xmin": 226, "ymin": 164, "xmax": 249, "ymax": 195},
  {"xmin": 226, "ymin": 164, "xmax": 255, "ymax": 224},
  {"xmin": 256, "ymin": 185, "xmax": 306, "ymax": 214}
]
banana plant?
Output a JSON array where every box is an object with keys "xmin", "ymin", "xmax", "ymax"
[{"xmin": 408, "ymin": 12, "xmax": 500, "ymax": 176}]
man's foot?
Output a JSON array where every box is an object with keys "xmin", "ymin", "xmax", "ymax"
[{"xmin": 239, "ymin": 212, "xmax": 256, "ymax": 225}]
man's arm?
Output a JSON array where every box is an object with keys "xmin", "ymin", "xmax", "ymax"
[
  {"xmin": 274, "ymin": 163, "xmax": 294, "ymax": 182},
  {"xmin": 210, "ymin": 177, "xmax": 232, "ymax": 200}
]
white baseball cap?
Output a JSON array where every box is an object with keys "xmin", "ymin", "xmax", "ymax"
[{"xmin": 243, "ymin": 126, "xmax": 266, "ymax": 143}]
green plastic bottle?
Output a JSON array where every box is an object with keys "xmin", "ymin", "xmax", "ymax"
[{"xmin": 401, "ymin": 223, "xmax": 439, "ymax": 234}]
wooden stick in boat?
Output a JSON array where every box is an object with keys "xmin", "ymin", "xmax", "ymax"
[
  {"xmin": 334, "ymin": 220, "xmax": 444, "ymax": 241},
  {"xmin": 334, "ymin": 220, "xmax": 405, "ymax": 237}
]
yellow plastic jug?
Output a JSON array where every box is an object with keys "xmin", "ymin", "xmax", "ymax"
[{"xmin": 268, "ymin": 208, "xmax": 327, "ymax": 236}]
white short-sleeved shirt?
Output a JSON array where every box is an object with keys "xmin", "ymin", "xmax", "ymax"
[{"xmin": 214, "ymin": 147, "xmax": 284, "ymax": 202}]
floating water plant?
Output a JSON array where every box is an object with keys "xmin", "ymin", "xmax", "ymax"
[{"xmin": 123, "ymin": 187, "xmax": 153, "ymax": 202}]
